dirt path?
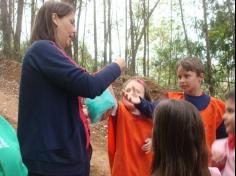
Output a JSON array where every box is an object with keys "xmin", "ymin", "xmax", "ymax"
[
  {"xmin": 0, "ymin": 60, "xmax": 110, "ymax": 176},
  {"xmin": 90, "ymin": 122, "xmax": 110, "ymax": 176}
]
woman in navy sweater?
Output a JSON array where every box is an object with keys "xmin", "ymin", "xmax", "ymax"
[{"xmin": 17, "ymin": 1, "xmax": 125, "ymax": 176}]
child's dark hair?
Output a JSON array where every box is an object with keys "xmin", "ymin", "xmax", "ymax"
[
  {"xmin": 225, "ymin": 89, "xmax": 235, "ymax": 101},
  {"xmin": 152, "ymin": 99, "xmax": 210, "ymax": 176},
  {"xmin": 176, "ymin": 57, "xmax": 205, "ymax": 76},
  {"xmin": 122, "ymin": 78, "xmax": 151, "ymax": 101}
]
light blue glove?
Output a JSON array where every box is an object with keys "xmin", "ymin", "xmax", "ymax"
[{"xmin": 85, "ymin": 89, "xmax": 117, "ymax": 123}]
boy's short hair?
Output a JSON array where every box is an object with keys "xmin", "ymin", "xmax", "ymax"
[
  {"xmin": 225, "ymin": 89, "xmax": 235, "ymax": 101},
  {"xmin": 176, "ymin": 57, "xmax": 205, "ymax": 76}
]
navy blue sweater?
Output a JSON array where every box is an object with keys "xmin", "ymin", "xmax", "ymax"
[{"xmin": 17, "ymin": 40, "xmax": 121, "ymax": 175}]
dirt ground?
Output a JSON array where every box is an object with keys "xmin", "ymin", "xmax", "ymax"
[{"xmin": 0, "ymin": 59, "xmax": 110, "ymax": 176}]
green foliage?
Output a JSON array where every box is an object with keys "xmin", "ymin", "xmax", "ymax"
[
  {"xmin": 147, "ymin": 0, "xmax": 235, "ymax": 97},
  {"xmin": 207, "ymin": 1, "xmax": 235, "ymax": 96}
]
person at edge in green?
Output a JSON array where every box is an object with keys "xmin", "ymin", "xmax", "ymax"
[{"xmin": 0, "ymin": 115, "xmax": 28, "ymax": 176}]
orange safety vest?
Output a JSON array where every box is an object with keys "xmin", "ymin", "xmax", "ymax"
[
  {"xmin": 108, "ymin": 102, "xmax": 153, "ymax": 176},
  {"xmin": 167, "ymin": 92, "xmax": 225, "ymax": 150}
]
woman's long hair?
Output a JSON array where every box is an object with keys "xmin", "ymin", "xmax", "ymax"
[
  {"xmin": 152, "ymin": 99, "xmax": 210, "ymax": 176},
  {"xmin": 30, "ymin": 1, "xmax": 74, "ymax": 44}
]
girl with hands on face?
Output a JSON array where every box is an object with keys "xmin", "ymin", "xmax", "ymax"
[{"xmin": 108, "ymin": 78, "xmax": 153, "ymax": 176}]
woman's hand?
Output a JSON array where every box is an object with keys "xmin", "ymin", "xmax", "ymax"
[{"xmin": 114, "ymin": 57, "xmax": 126, "ymax": 72}]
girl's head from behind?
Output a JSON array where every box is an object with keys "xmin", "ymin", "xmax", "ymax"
[
  {"xmin": 152, "ymin": 99, "xmax": 210, "ymax": 176},
  {"xmin": 224, "ymin": 89, "xmax": 235, "ymax": 134},
  {"xmin": 122, "ymin": 78, "xmax": 151, "ymax": 111}
]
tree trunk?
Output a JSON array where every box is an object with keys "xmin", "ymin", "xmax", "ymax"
[
  {"xmin": 31, "ymin": 0, "xmax": 36, "ymax": 32},
  {"xmin": 125, "ymin": 0, "xmax": 128, "ymax": 68},
  {"xmin": 169, "ymin": 0, "xmax": 173, "ymax": 86},
  {"xmin": 9, "ymin": 0, "xmax": 14, "ymax": 40},
  {"xmin": 93, "ymin": 0, "xmax": 98, "ymax": 71},
  {"xmin": 147, "ymin": 0, "xmax": 150, "ymax": 77},
  {"xmin": 202, "ymin": 0, "xmax": 214, "ymax": 95},
  {"xmin": 178, "ymin": 0, "xmax": 192, "ymax": 56},
  {"xmin": 81, "ymin": 0, "xmax": 88, "ymax": 67},
  {"xmin": 0, "ymin": 0, "xmax": 12, "ymax": 58},
  {"xmin": 14, "ymin": 0, "xmax": 24, "ymax": 60},
  {"xmin": 158, "ymin": 64, "xmax": 162, "ymax": 84},
  {"xmin": 143, "ymin": 0, "xmax": 146, "ymax": 76},
  {"xmin": 73, "ymin": 0, "xmax": 82, "ymax": 63},
  {"xmin": 115, "ymin": 2, "xmax": 121, "ymax": 56},
  {"xmin": 103, "ymin": 0, "xmax": 108, "ymax": 65},
  {"xmin": 131, "ymin": 0, "xmax": 161, "ymax": 74},
  {"xmin": 129, "ymin": 0, "xmax": 135, "ymax": 75},
  {"xmin": 108, "ymin": 0, "xmax": 112, "ymax": 63}
]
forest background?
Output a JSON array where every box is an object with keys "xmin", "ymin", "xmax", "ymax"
[
  {"xmin": 0, "ymin": 0, "xmax": 235, "ymax": 97},
  {"xmin": 0, "ymin": 0, "xmax": 235, "ymax": 174}
]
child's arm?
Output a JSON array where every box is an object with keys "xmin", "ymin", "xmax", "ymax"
[
  {"xmin": 135, "ymin": 99, "xmax": 158, "ymax": 117},
  {"xmin": 123, "ymin": 91, "xmax": 157, "ymax": 117}
]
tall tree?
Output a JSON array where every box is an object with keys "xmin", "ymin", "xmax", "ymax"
[
  {"xmin": 103, "ymin": 0, "xmax": 108, "ymax": 65},
  {"xmin": 202, "ymin": 0, "xmax": 213, "ymax": 95},
  {"xmin": 93, "ymin": 0, "xmax": 98, "ymax": 71},
  {"xmin": 0, "ymin": 0, "xmax": 12, "ymax": 58},
  {"xmin": 124, "ymin": 0, "xmax": 128, "ymax": 67},
  {"xmin": 115, "ymin": 1, "xmax": 121, "ymax": 56},
  {"xmin": 169, "ymin": 0, "xmax": 173, "ymax": 86},
  {"xmin": 81, "ymin": 0, "xmax": 88, "ymax": 67},
  {"xmin": 108, "ymin": 0, "xmax": 112, "ymax": 63},
  {"xmin": 73, "ymin": 0, "xmax": 83, "ymax": 63},
  {"xmin": 30, "ymin": 0, "xmax": 37, "ymax": 32},
  {"xmin": 142, "ymin": 0, "xmax": 147, "ymax": 76},
  {"xmin": 178, "ymin": 0, "xmax": 192, "ymax": 56},
  {"xmin": 146, "ymin": 0, "xmax": 150, "ymax": 77},
  {"xmin": 130, "ymin": 0, "xmax": 161, "ymax": 75},
  {"xmin": 129, "ymin": 0, "xmax": 135, "ymax": 75},
  {"xmin": 9, "ymin": 0, "xmax": 13, "ymax": 38},
  {"xmin": 14, "ymin": 0, "xmax": 24, "ymax": 60}
]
